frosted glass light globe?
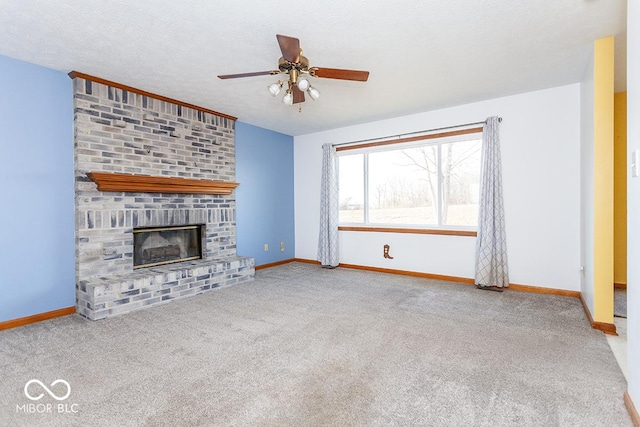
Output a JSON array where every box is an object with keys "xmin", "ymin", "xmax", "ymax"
[
  {"xmin": 282, "ymin": 90, "xmax": 293, "ymax": 105},
  {"xmin": 307, "ymin": 86, "xmax": 320, "ymax": 101},
  {"xmin": 268, "ymin": 82, "xmax": 282, "ymax": 96},
  {"xmin": 297, "ymin": 78, "xmax": 310, "ymax": 91}
]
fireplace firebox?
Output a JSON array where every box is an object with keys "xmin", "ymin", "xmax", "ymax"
[{"xmin": 133, "ymin": 225, "xmax": 203, "ymax": 269}]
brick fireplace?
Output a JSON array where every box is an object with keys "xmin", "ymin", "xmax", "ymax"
[{"xmin": 72, "ymin": 73, "xmax": 254, "ymax": 320}]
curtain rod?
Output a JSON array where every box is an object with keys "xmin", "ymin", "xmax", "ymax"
[{"xmin": 332, "ymin": 117, "xmax": 502, "ymax": 148}]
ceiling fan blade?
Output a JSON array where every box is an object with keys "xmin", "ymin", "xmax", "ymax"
[
  {"xmin": 291, "ymin": 84, "xmax": 305, "ymax": 104},
  {"xmin": 218, "ymin": 70, "xmax": 278, "ymax": 79},
  {"xmin": 311, "ymin": 67, "xmax": 370, "ymax": 82},
  {"xmin": 276, "ymin": 34, "xmax": 301, "ymax": 63}
]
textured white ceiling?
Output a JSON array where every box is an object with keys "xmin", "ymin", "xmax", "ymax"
[{"xmin": 0, "ymin": 0, "xmax": 627, "ymax": 136}]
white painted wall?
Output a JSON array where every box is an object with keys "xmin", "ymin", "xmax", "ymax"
[
  {"xmin": 295, "ymin": 84, "xmax": 582, "ymax": 291},
  {"xmin": 627, "ymin": 0, "xmax": 640, "ymax": 411},
  {"xmin": 580, "ymin": 47, "xmax": 596, "ymax": 313}
]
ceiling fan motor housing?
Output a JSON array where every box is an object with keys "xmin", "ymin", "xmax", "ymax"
[{"xmin": 278, "ymin": 56, "xmax": 310, "ymax": 77}]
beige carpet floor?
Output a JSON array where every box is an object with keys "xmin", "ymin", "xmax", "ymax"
[
  {"xmin": 615, "ymin": 288, "xmax": 627, "ymax": 318},
  {"xmin": 0, "ymin": 262, "xmax": 632, "ymax": 426}
]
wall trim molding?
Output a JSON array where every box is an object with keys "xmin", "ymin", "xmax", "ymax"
[
  {"xmin": 255, "ymin": 259, "xmax": 297, "ymax": 270},
  {"xmin": 0, "ymin": 307, "xmax": 76, "ymax": 331},
  {"xmin": 68, "ymin": 71, "xmax": 237, "ymax": 121},
  {"xmin": 293, "ymin": 258, "xmax": 322, "ymax": 265},
  {"xmin": 625, "ymin": 391, "xmax": 640, "ymax": 427},
  {"xmin": 337, "ymin": 262, "xmax": 475, "ymax": 284},
  {"xmin": 591, "ymin": 320, "xmax": 617, "ymax": 335},
  {"xmin": 579, "ymin": 293, "xmax": 618, "ymax": 335},
  {"xmin": 292, "ymin": 258, "xmax": 579, "ymax": 297},
  {"xmin": 614, "ymin": 282, "xmax": 627, "ymax": 289},
  {"xmin": 295, "ymin": 258, "xmax": 472, "ymax": 284},
  {"xmin": 508, "ymin": 283, "xmax": 580, "ymax": 298}
]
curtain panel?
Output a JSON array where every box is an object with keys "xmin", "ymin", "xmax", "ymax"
[
  {"xmin": 317, "ymin": 143, "xmax": 339, "ymax": 267},
  {"xmin": 475, "ymin": 116, "xmax": 509, "ymax": 288}
]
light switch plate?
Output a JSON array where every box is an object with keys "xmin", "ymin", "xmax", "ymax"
[{"xmin": 633, "ymin": 150, "xmax": 639, "ymax": 178}]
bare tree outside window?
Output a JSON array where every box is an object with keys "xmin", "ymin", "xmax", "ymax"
[
  {"xmin": 337, "ymin": 134, "xmax": 482, "ymax": 228},
  {"xmin": 400, "ymin": 139, "xmax": 481, "ymax": 225},
  {"xmin": 368, "ymin": 148, "xmax": 436, "ymax": 224},
  {"xmin": 441, "ymin": 140, "xmax": 481, "ymax": 226}
]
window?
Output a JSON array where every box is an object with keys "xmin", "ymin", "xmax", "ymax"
[{"xmin": 338, "ymin": 129, "xmax": 482, "ymax": 230}]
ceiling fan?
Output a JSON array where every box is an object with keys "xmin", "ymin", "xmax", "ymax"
[{"xmin": 218, "ymin": 34, "xmax": 370, "ymax": 105}]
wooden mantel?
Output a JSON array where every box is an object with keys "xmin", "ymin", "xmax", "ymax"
[{"xmin": 86, "ymin": 172, "xmax": 239, "ymax": 195}]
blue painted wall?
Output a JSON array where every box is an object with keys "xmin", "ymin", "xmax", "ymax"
[
  {"xmin": 235, "ymin": 122, "xmax": 294, "ymax": 266},
  {"xmin": 0, "ymin": 55, "xmax": 74, "ymax": 322}
]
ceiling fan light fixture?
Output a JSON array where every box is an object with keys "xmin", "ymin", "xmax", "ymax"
[
  {"xmin": 282, "ymin": 90, "xmax": 294, "ymax": 106},
  {"xmin": 268, "ymin": 81, "xmax": 283, "ymax": 96},
  {"xmin": 307, "ymin": 86, "xmax": 320, "ymax": 101},
  {"xmin": 297, "ymin": 78, "xmax": 310, "ymax": 91}
]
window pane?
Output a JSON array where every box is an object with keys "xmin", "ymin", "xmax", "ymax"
[
  {"xmin": 441, "ymin": 138, "xmax": 482, "ymax": 226},
  {"xmin": 338, "ymin": 154, "xmax": 364, "ymax": 223},
  {"xmin": 367, "ymin": 147, "xmax": 437, "ymax": 225}
]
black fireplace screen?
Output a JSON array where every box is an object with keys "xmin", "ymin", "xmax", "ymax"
[{"xmin": 133, "ymin": 225, "xmax": 202, "ymax": 269}]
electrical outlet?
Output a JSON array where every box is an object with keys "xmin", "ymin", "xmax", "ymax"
[
  {"xmin": 264, "ymin": 244, "xmax": 269, "ymax": 251},
  {"xmin": 280, "ymin": 242, "xmax": 285, "ymax": 252}
]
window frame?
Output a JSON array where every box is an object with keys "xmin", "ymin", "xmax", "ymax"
[{"xmin": 336, "ymin": 127, "xmax": 483, "ymax": 235}]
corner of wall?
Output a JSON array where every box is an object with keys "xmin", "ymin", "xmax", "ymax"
[
  {"xmin": 579, "ymin": 36, "xmax": 615, "ymax": 324},
  {"xmin": 613, "ymin": 91, "xmax": 627, "ymax": 286},
  {"xmin": 592, "ymin": 36, "xmax": 615, "ymax": 323},
  {"xmin": 626, "ymin": 0, "xmax": 640, "ymax": 409}
]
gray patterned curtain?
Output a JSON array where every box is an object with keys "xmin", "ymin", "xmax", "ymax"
[
  {"xmin": 317, "ymin": 143, "xmax": 339, "ymax": 267},
  {"xmin": 475, "ymin": 116, "xmax": 509, "ymax": 289}
]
